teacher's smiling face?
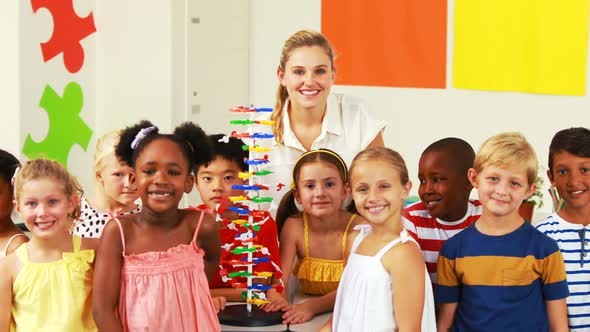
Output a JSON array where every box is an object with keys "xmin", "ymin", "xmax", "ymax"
[{"xmin": 278, "ymin": 45, "xmax": 335, "ymax": 112}]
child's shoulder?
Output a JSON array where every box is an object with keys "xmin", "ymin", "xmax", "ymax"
[
  {"xmin": 80, "ymin": 236, "xmax": 99, "ymax": 252},
  {"xmin": 346, "ymin": 223, "xmax": 372, "ymax": 247},
  {"xmin": 98, "ymin": 215, "xmax": 132, "ymax": 247},
  {"xmin": 103, "ymin": 213, "xmax": 138, "ymax": 233},
  {"xmin": 0, "ymin": 231, "xmax": 29, "ymax": 255},
  {"xmin": 351, "ymin": 213, "xmax": 369, "ymax": 227},
  {"xmin": 438, "ymin": 223, "xmax": 477, "ymax": 255},
  {"xmin": 185, "ymin": 209, "xmax": 217, "ymax": 236},
  {"xmin": 535, "ymin": 213, "xmax": 567, "ymax": 233},
  {"xmin": 279, "ymin": 216, "xmax": 304, "ymax": 242},
  {"xmin": 498, "ymin": 222, "xmax": 561, "ymax": 258},
  {"xmin": 381, "ymin": 235, "xmax": 424, "ymax": 272},
  {"xmin": 282, "ymin": 215, "xmax": 304, "ymax": 230},
  {"xmin": 446, "ymin": 222, "xmax": 476, "ymax": 242},
  {"xmin": 524, "ymin": 222, "xmax": 562, "ymax": 254},
  {"xmin": 0, "ymin": 249, "xmax": 21, "ymax": 281}
]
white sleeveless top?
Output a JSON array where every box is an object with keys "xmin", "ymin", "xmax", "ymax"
[{"xmin": 332, "ymin": 226, "xmax": 436, "ymax": 332}]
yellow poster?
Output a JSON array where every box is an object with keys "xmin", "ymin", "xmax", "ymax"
[{"xmin": 453, "ymin": 0, "xmax": 589, "ymax": 96}]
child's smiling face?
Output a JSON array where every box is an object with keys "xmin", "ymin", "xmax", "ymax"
[
  {"xmin": 294, "ymin": 161, "xmax": 347, "ymax": 218},
  {"xmin": 350, "ymin": 159, "xmax": 411, "ymax": 226},
  {"xmin": 134, "ymin": 138, "xmax": 193, "ymax": 213},
  {"xmin": 15, "ymin": 178, "xmax": 76, "ymax": 238},
  {"xmin": 418, "ymin": 150, "xmax": 472, "ymax": 221},
  {"xmin": 548, "ymin": 150, "xmax": 590, "ymax": 211},
  {"xmin": 469, "ymin": 164, "xmax": 535, "ymax": 219}
]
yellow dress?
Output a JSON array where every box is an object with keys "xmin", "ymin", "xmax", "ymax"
[
  {"xmin": 10, "ymin": 236, "xmax": 97, "ymax": 332},
  {"xmin": 293, "ymin": 213, "xmax": 356, "ymax": 295}
]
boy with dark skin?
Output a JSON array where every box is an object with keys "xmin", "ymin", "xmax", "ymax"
[{"xmin": 403, "ymin": 138, "xmax": 481, "ymax": 285}]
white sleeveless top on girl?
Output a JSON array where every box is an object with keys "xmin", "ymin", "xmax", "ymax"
[
  {"xmin": 332, "ymin": 225, "xmax": 436, "ymax": 332},
  {"xmin": 0, "ymin": 233, "xmax": 27, "ymax": 257}
]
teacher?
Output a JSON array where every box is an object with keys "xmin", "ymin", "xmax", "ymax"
[{"xmin": 261, "ymin": 29, "xmax": 386, "ymax": 211}]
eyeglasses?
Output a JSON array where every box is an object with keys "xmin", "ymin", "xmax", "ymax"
[{"xmin": 578, "ymin": 228, "xmax": 588, "ymax": 267}]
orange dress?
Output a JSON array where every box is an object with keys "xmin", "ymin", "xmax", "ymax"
[
  {"xmin": 293, "ymin": 213, "xmax": 356, "ymax": 295},
  {"xmin": 112, "ymin": 212, "xmax": 220, "ymax": 331}
]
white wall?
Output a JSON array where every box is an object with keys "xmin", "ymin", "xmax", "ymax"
[
  {"xmin": 0, "ymin": 1, "xmax": 20, "ymax": 156},
  {"xmin": 95, "ymin": 0, "xmax": 175, "ymax": 134},
  {"xmin": 186, "ymin": 0, "xmax": 250, "ymax": 134},
  {"xmin": 93, "ymin": 1, "xmax": 251, "ymax": 206},
  {"xmin": 248, "ymin": 0, "xmax": 590, "ymax": 220}
]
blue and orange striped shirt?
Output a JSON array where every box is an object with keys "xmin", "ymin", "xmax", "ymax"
[{"xmin": 436, "ymin": 221, "xmax": 569, "ymax": 331}]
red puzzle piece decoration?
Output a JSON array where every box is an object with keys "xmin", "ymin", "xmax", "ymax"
[{"xmin": 31, "ymin": 0, "xmax": 96, "ymax": 73}]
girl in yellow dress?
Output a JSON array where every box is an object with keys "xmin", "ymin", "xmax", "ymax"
[{"xmin": 0, "ymin": 159, "xmax": 98, "ymax": 332}]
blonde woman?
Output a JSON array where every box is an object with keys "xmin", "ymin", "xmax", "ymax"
[{"xmin": 261, "ymin": 30, "xmax": 386, "ymax": 208}]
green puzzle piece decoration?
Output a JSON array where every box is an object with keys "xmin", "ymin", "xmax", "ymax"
[{"xmin": 23, "ymin": 82, "xmax": 93, "ymax": 166}]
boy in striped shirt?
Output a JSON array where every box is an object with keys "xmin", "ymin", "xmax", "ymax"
[
  {"xmin": 536, "ymin": 127, "xmax": 590, "ymax": 331},
  {"xmin": 403, "ymin": 137, "xmax": 481, "ymax": 285}
]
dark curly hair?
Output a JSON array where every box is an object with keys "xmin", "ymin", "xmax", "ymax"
[
  {"xmin": 116, "ymin": 120, "xmax": 213, "ymax": 174},
  {"xmin": 0, "ymin": 149, "xmax": 21, "ymax": 192}
]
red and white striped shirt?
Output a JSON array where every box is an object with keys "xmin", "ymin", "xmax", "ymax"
[{"xmin": 402, "ymin": 200, "xmax": 481, "ymax": 284}]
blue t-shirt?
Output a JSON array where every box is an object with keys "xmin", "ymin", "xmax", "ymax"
[{"xmin": 436, "ymin": 221, "xmax": 569, "ymax": 331}]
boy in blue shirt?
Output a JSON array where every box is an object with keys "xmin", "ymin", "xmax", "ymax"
[
  {"xmin": 436, "ymin": 132, "xmax": 569, "ymax": 332},
  {"xmin": 536, "ymin": 127, "xmax": 590, "ymax": 331}
]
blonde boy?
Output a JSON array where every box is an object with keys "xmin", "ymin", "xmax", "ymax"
[{"xmin": 436, "ymin": 132, "xmax": 569, "ymax": 332}]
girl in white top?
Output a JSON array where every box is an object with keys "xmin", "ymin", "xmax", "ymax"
[
  {"xmin": 0, "ymin": 149, "xmax": 28, "ymax": 258},
  {"xmin": 73, "ymin": 131, "xmax": 140, "ymax": 238},
  {"xmin": 322, "ymin": 147, "xmax": 435, "ymax": 332},
  {"xmin": 260, "ymin": 30, "xmax": 386, "ymax": 210}
]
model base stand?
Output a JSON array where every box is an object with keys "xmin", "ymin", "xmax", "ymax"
[{"xmin": 219, "ymin": 304, "xmax": 283, "ymax": 327}]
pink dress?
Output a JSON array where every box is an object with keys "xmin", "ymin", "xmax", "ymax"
[{"xmin": 113, "ymin": 212, "xmax": 220, "ymax": 331}]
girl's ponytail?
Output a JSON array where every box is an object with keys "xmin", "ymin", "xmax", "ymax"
[
  {"xmin": 173, "ymin": 122, "xmax": 213, "ymax": 174},
  {"xmin": 271, "ymin": 85, "xmax": 289, "ymax": 144},
  {"xmin": 275, "ymin": 189, "xmax": 301, "ymax": 234}
]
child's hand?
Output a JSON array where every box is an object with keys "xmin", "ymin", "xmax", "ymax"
[
  {"xmin": 260, "ymin": 288, "xmax": 288, "ymax": 312},
  {"xmin": 212, "ymin": 296, "xmax": 227, "ymax": 313},
  {"xmin": 281, "ymin": 302, "xmax": 315, "ymax": 324}
]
